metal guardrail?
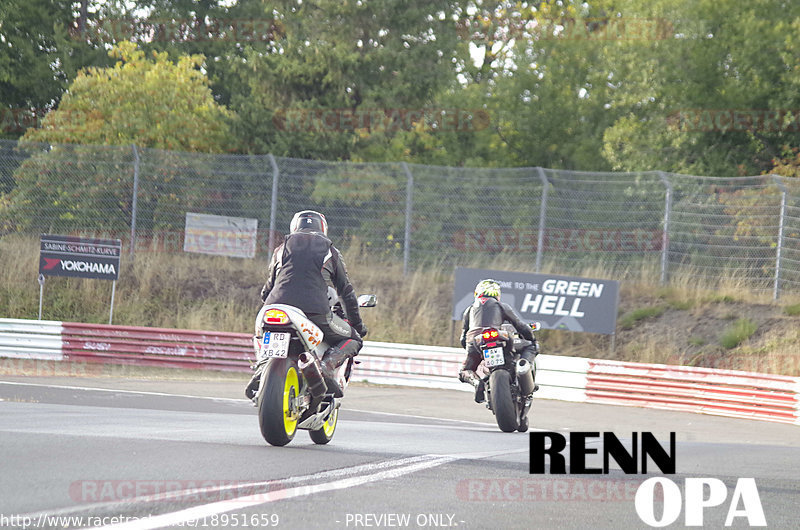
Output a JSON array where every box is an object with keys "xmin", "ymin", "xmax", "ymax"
[
  {"xmin": 61, "ymin": 321, "xmax": 252, "ymax": 372},
  {"xmin": 0, "ymin": 319, "xmax": 63, "ymax": 360},
  {"xmin": 356, "ymin": 341, "xmax": 590, "ymax": 402},
  {"xmin": 1, "ymin": 318, "xmax": 797, "ymax": 425},
  {"xmin": 585, "ymin": 360, "xmax": 800, "ymax": 424}
]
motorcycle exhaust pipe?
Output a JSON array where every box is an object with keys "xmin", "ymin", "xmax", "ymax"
[
  {"xmin": 299, "ymin": 352, "xmax": 328, "ymax": 398},
  {"xmin": 516, "ymin": 358, "xmax": 536, "ymax": 396}
]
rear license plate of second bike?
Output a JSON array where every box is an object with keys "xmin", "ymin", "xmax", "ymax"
[
  {"xmin": 483, "ymin": 347, "xmax": 504, "ymax": 367},
  {"xmin": 261, "ymin": 332, "xmax": 290, "ymax": 358}
]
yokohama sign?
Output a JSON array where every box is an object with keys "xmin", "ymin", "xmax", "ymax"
[{"xmin": 39, "ymin": 234, "xmax": 121, "ymax": 280}]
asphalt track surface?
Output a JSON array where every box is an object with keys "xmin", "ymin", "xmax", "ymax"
[{"xmin": 0, "ymin": 375, "xmax": 798, "ymax": 529}]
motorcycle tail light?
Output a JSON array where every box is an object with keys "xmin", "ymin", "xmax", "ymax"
[
  {"xmin": 264, "ymin": 309, "xmax": 289, "ymax": 325},
  {"xmin": 482, "ymin": 329, "xmax": 500, "ymax": 340}
]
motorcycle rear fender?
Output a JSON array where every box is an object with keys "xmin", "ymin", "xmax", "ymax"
[{"xmin": 255, "ymin": 303, "xmax": 326, "ymax": 355}]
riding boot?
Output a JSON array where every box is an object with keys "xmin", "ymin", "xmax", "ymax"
[
  {"xmin": 458, "ymin": 369, "xmax": 486, "ymax": 403},
  {"xmin": 244, "ymin": 369, "xmax": 260, "ymax": 401},
  {"xmin": 474, "ymin": 379, "xmax": 486, "ymax": 403},
  {"xmin": 321, "ymin": 341, "xmax": 359, "ymax": 397}
]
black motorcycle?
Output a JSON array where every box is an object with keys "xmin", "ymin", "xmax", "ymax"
[{"xmin": 473, "ymin": 323, "xmax": 539, "ymax": 433}]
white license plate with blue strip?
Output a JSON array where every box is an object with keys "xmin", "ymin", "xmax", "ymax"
[
  {"xmin": 483, "ymin": 347, "xmax": 504, "ymax": 367},
  {"xmin": 260, "ymin": 331, "xmax": 290, "ymax": 359}
]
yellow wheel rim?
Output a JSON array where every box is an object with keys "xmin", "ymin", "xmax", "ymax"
[
  {"xmin": 322, "ymin": 409, "xmax": 339, "ymax": 438},
  {"xmin": 282, "ymin": 366, "xmax": 299, "ymax": 436},
  {"xmin": 322, "ymin": 408, "xmax": 338, "ymax": 437}
]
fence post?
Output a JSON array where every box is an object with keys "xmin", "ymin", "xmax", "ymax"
[
  {"xmin": 658, "ymin": 172, "xmax": 673, "ymax": 285},
  {"xmin": 401, "ymin": 162, "xmax": 414, "ymax": 276},
  {"xmin": 130, "ymin": 144, "xmax": 140, "ymax": 258},
  {"xmin": 534, "ymin": 167, "xmax": 549, "ymax": 273},
  {"xmin": 773, "ymin": 175, "xmax": 787, "ymax": 300},
  {"xmin": 268, "ymin": 154, "xmax": 279, "ymax": 260}
]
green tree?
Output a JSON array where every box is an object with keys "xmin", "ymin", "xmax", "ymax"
[
  {"xmin": 23, "ymin": 41, "xmax": 232, "ymax": 150},
  {"xmin": 0, "ymin": 0, "xmax": 112, "ymax": 139},
  {"xmin": 1, "ymin": 42, "xmax": 234, "ymax": 234},
  {"xmin": 229, "ymin": 0, "xmax": 461, "ymax": 159},
  {"xmin": 770, "ymin": 147, "xmax": 800, "ymax": 179},
  {"xmin": 599, "ymin": 0, "xmax": 800, "ymax": 176},
  {"xmin": 368, "ymin": 0, "xmax": 631, "ymax": 169},
  {"xmin": 104, "ymin": 0, "xmax": 281, "ymax": 109}
]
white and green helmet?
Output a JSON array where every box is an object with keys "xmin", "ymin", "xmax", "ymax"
[{"xmin": 474, "ymin": 279, "xmax": 501, "ymax": 299}]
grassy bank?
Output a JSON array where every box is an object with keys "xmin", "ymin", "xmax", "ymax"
[{"xmin": 1, "ymin": 234, "xmax": 798, "ymax": 376}]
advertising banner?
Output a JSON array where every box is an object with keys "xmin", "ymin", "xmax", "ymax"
[
  {"xmin": 452, "ymin": 267, "xmax": 619, "ymax": 335},
  {"xmin": 39, "ymin": 234, "xmax": 121, "ymax": 281},
  {"xmin": 184, "ymin": 213, "xmax": 258, "ymax": 259}
]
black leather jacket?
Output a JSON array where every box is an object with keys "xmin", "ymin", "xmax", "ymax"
[
  {"xmin": 460, "ymin": 296, "xmax": 534, "ymax": 348},
  {"xmin": 260, "ymin": 231, "xmax": 363, "ymax": 328}
]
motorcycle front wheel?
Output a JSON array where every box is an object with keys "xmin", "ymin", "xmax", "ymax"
[
  {"xmin": 309, "ymin": 405, "xmax": 338, "ymax": 445},
  {"xmin": 258, "ymin": 357, "xmax": 301, "ymax": 446},
  {"xmin": 489, "ymin": 369, "xmax": 519, "ymax": 433}
]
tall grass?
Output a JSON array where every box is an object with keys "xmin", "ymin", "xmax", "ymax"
[
  {"xmin": 719, "ymin": 318, "xmax": 758, "ymax": 349},
  {"xmin": 1, "ymin": 234, "xmax": 798, "ymax": 375}
]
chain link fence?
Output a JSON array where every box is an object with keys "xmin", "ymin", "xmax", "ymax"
[{"xmin": 1, "ymin": 139, "xmax": 798, "ymax": 297}]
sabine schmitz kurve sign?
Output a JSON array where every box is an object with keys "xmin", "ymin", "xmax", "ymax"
[
  {"xmin": 452, "ymin": 267, "xmax": 620, "ymax": 335},
  {"xmin": 39, "ymin": 234, "xmax": 121, "ymax": 281}
]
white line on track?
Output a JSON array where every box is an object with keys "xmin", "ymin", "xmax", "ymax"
[
  {"xmin": 5, "ymin": 379, "xmax": 542, "ymax": 529},
  {"xmin": 93, "ymin": 455, "xmax": 457, "ymax": 530},
  {"xmin": 18, "ymin": 456, "xmax": 442, "ymax": 521}
]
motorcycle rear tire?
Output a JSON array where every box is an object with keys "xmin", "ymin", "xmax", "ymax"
[
  {"xmin": 258, "ymin": 357, "xmax": 300, "ymax": 447},
  {"xmin": 489, "ymin": 369, "xmax": 519, "ymax": 433}
]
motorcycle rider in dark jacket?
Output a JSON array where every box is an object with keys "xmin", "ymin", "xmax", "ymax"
[
  {"xmin": 459, "ymin": 279, "xmax": 538, "ymax": 402},
  {"xmin": 246, "ymin": 210, "xmax": 368, "ymax": 399}
]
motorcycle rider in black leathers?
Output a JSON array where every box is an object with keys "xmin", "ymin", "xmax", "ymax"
[
  {"xmin": 458, "ymin": 279, "xmax": 538, "ymax": 403},
  {"xmin": 245, "ymin": 210, "xmax": 368, "ymax": 399}
]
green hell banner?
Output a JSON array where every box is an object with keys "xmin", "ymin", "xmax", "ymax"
[{"xmin": 452, "ymin": 267, "xmax": 620, "ymax": 335}]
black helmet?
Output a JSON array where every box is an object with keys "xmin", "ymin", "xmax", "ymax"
[{"xmin": 289, "ymin": 210, "xmax": 328, "ymax": 236}]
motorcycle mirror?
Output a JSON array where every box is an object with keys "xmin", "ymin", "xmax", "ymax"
[
  {"xmin": 357, "ymin": 294, "xmax": 377, "ymax": 307},
  {"xmin": 529, "ymin": 321, "xmax": 541, "ymax": 331}
]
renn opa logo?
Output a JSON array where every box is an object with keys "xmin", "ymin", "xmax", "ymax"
[{"xmin": 530, "ymin": 432, "xmax": 766, "ymax": 527}]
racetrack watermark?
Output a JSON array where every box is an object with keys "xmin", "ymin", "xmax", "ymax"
[
  {"xmin": 457, "ymin": 16, "xmax": 674, "ymax": 41},
  {"xmin": 692, "ymin": 354, "xmax": 800, "ymax": 376},
  {"xmin": 1, "ymin": 108, "xmax": 107, "ymax": 133},
  {"xmin": 0, "ymin": 359, "xmax": 103, "ymax": 378},
  {"xmin": 71, "ymin": 17, "xmax": 282, "ymax": 44},
  {"xmin": 453, "ymin": 228, "xmax": 664, "ymax": 253},
  {"xmin": 0, "ymin": 108, "xmax": 47, "ymax": 133},
  {"xmin": 65, "ymin": 229, "xmax": 284, "ymax": 255},
  {"xmin": 70, "ymin": 480, "xmax": 288, "ymax": 504},
  {"xmin": 668, "ymin": 109, "xmax": 800, "ymax": 133},
  {"xmin": 456, "ymin": 477, "xmax": 647, "ymax": 502},
  {"xmin": 272, "ymin": 108, "xmax": 490, "ymax": 133},
  {"xmin": 0, "ymin": 513, "xmax": 159, "ymax": 529},
  {"xmin": 356, "ymin": 356, "xmax": 457, "ymax": 379},
  {"xmin": 0, "ymin": 511, "xmax": 279, "ymax": 528},
  {"xmin": 0, "ymin": 359, "xmax": 247, "ymax": 379}
]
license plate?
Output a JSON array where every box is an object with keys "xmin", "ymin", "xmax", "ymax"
[
  {"xmin": 483, "ymin": 347, "xmax": 505, "ymax": 367},
  {"xmin": 260, "ymin": 332, "xmax": 290, "ymax": 359}
]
